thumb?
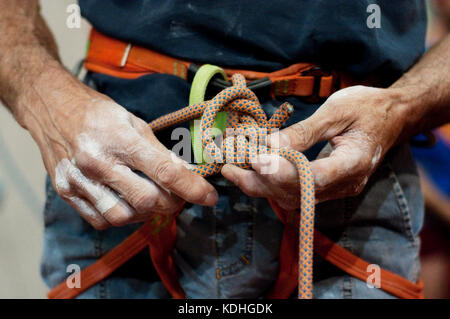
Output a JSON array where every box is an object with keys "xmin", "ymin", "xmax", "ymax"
[{"xmin": 267, "ymin": 102, "xmax": 350, "ymax": 151}]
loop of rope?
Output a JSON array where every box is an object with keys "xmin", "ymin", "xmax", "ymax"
[{"xmin": 149, "ymin": 73, "xmax": 315, "ymax": 299}]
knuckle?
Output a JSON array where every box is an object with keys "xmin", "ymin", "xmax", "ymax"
[
  {"xmin": 118, "ymin": 132, "xmax": 139, "ymax": 150},
  {"xmin": 122, "ymin": 134, "xmax": 147, "ymax": 153},
  {"xmin": 114, "ymin": 135, "xmax": 145, "ymax": 163},
  {"xmin": 131, "ymin": 191, "xmax": 157, "ymax": 214},
  {"xmin": 291, "ymin": 122, "xmax": 313, "ymax": 147},
  {"xmin": 155, "ymin": 160, "xmax": 177, "ymax": 187},
  {"xmin": 73, "ymin": 152, "xmax": 93, "ymax": 170},
  {"xmin": 74, "ymin": 152, "xmax": 107, "ymax": 178}
]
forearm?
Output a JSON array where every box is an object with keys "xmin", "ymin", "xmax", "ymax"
[
  {"xmin": 391, "ymin": 34, "xmax": 450, "ymax": 142},
  {"xmin": 0, "ymin": 0, "xmax": 92, "ymax": 129}
]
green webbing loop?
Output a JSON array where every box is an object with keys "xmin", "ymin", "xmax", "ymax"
[
  {"xmin": 86, "ymin": 39, "xmax": 91, "ymax": 55},
  {"xmin": 189, "ymin": 64, "xmax": 228, "ymax": 164}
]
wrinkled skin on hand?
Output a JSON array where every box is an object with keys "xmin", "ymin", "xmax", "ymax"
[
  {"xmin": 222, "ymin": 86, "xmax": 405, "ymax": 208},
  {"xmin": 30, "ymin": 92, "xmax": 218, "ymax": 230}
]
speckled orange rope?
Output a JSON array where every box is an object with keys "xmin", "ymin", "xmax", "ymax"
[{"xmin": 149, "ymin": 74, "xmax": 315, "ymax": 299}]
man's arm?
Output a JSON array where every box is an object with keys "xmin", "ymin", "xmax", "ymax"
[
  {"xmin": 0, "ymin": 1, "xmax": 218, "ymax": 228},
  {"xmin": 392, "ymin": 35, "xmax": 450, "ymax": 140},
  {"xmin": 222, "ymin": 35, "xmax": 450, "ymax": 206},
  {"xmin": 0, "ymin": 0, "xmax": 61, "ymax": 115}
]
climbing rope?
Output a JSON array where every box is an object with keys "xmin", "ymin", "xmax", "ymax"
[{"xmin": 149, "ymin": 73, "xmax": 315, "ymax": 299}]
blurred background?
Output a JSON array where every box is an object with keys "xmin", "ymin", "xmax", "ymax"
[
  {"xmin": 0, "ymin": 0, "xmax": 448, "ymax": 298},
  {"xmin": 412, "ymin": 0, "xmax": 450, "ymax": 299}
]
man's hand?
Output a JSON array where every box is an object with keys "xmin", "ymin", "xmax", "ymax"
[
  {"xmin": 26, "ymin": 85, "xmax": 218, "ymax": 230},
  {"xmin": 0, "ymin": 1, "xmax": 217, "ymax": 230},
  {"xmin": 222, "ymin": 85, "xmax": 406, "ymax": 207},
  {"xmin": 222, "ymin": 35, "xmax": 450, "ymax": 208}
]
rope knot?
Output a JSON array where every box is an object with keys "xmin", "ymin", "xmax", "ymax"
[
  {"xmin": 149, "ymin": 73, "xmax": 315, "ymax": 299},
  {"xmin": 200, "ymin": 73, "xmax": 293, "ymax": 167}
]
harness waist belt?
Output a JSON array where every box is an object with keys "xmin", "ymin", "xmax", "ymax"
[{"xmin": 84, "ymin": 29, "xmax": 367, "ymax": 100}]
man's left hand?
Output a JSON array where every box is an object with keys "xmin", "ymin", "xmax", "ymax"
[{"xmin": 222, "ymin": 85, "xmax": 407, "ymax": 208}]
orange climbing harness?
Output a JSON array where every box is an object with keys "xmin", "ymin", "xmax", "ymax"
[{"xmin": 48, "ymin": 29, "xmax": 424, "ymax": 299}]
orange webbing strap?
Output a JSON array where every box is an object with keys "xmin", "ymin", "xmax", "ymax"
[
  {"xmin": 48, "ymin": 212, "xmax": 185, "ymax": 299},
  {"xmin": 267, "ymin": 200, "xmax": 424, "ymax": 299},
  {"xmin": 48, "ymin": 202, "xmax": 423, "ymax": 299},
  {"xmin": 146, "ymin": 213, "xmax": 185, "ymax": 299},
  {"xmin": 85, "ymin": 29, "xmax": 336, "ymax": 98},
  {"xmin": 313, "ymin": 231, "xmax": 424, "ymax": 299},
  {"xmin": 85, "ymin": 29, "xmax": 191, "ymax": 80},
  {"xmin": 265, "ymin": 200, "xmax": 298, "ymax": 298}
]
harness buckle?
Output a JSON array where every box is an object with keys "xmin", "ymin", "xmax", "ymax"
[{"xmin": 120, "ymin": 43, "xmax": 132, "ymax": 67}]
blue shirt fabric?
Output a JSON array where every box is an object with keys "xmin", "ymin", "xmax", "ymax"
[{"xmin": 79, "ymin": 0, "xmax": 426, "ymax": 83}]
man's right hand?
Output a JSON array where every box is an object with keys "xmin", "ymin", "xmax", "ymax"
[
  {"xmin": 0, "ymin": 1, "xmax": 217, "ymax": 230},
  {"xmin": 23, "ymin": 82, "xmax": 218, "ymax": 230}
]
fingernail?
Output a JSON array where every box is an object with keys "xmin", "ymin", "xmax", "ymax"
[{"xmin": 205, "ymin": 190, "xmax": 219, "ymax": 206}]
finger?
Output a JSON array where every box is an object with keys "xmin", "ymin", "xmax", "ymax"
[
  {"xmin": 55, "ymin": 158, "xmax": 133, "ymax": 227},
  {"xmin": 75, "ymin": 150, "xmax": 184, "ymax": 216},
  {"xmin": 222, "ymin": 164, "xmax": 300, "ymax": 210},
  {"xmin": 221, "ymin": 164, "xmax": 273, "ymax": 198},
  {"xmin": 118, "ymin": 118, "xmax": 218, "ymax": 206},
  {"xmin": 316, "ymin": 181, "xmax": 365, "ymax": 204},
  {"xmin": 66, "ymin": 196, "xmax": 110, "ymax": 230},
  {"xmin": 311, "ymin": 150, "xmax": 355, "ymax": 190},
  {"xmin": 267, "ymin": 102, "xmax": 351, "ymax": 151},
  {"xmin": 65, "ymin": 160, "xmax": 137, "ymax": 227},
  {"xmin": 310, "ymin": 145, "xmax": 370, "ymax": 202},
  {"xmin": 251, "ymin": 154, "xmax": 302, "ymax": 209},
  {"xmin": 251, "ymin": 154, "xmax": 298, "ymax": 188},
  {"xmin": 76, "ymin": 183, "xmax": 136, "ymax": 227},
  {"xmin": 109, "ymin": 165, "xmax": 184, "ymax": 215},
  {"xmin": 126, "ymin": 137, "xmax": 218, "ymax": 206}
]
